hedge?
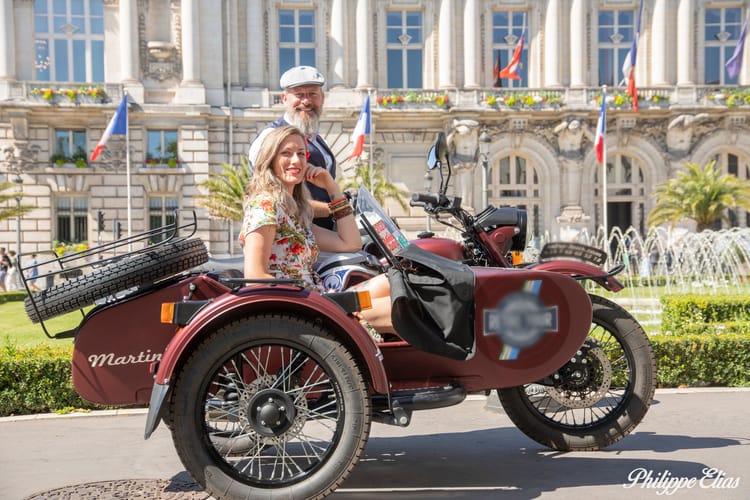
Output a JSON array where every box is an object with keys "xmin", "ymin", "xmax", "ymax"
[
  {"xmin": 0, "ymin": 343, "xmax": 105, "ymax": 416},
  {"xmin": 650, "ymin": 333, "xmax": 750, "ymax": 387},
  {"xmin": 2, "ymin": 332, "xmax": 749, "ymax": 417},
  {"xmin": 661, "ymin": 294, "xmax": 750, "ymax": 333}
]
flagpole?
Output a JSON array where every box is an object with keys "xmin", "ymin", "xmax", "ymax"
[
  {"xmin": 601, "ymin": 84, "xmax": 608, "ymax": 251},
  {"xmin": 124, "ymin": 91, "xmax": 132, "ymax": 249},
  {"xmin": 367, "ymin": 89, "xmax": 374, "ymax": 191}
]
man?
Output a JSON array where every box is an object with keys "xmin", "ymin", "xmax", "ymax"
[{"xmin": 249, "ymin": 65, "xmax": 336, "ymax": 229}]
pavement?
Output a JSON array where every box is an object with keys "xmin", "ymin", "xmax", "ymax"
[{"xmin": 1, "ymin": 389, "xmax": 749, "ymax": 500}]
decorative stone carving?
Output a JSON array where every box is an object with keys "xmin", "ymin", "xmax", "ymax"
[{"xmin": 138, "ymin": 0, "xmax": 182, "ymax": 82}]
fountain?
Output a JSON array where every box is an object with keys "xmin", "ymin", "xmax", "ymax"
[{"xmin": 547, "ymin": 226, "xmax": 750, "ymax": 332}]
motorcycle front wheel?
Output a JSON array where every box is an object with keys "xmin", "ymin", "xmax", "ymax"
[
  {"xmin": 169, "ymin": 314, "xmax": 371, "ymax": 500},
  {"xmin": 497, "ymin": 294, "xmax": 656, "ymax": 451}
]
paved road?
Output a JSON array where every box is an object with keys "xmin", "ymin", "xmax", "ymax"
[{"xmin": 1, "ymin": 389, "xmax": 748, "ymax": 499}]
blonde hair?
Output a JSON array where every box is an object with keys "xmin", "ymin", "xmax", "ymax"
[{"xmin": 247, "ymin": 126, "xmax": 314, "ymax": 226}]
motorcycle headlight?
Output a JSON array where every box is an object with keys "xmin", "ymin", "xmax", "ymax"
[{"xmin": 511, "ymin": 209, "xmax": 528, "ymax": 252}]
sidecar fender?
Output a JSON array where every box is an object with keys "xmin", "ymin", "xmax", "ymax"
[
  {"xmin": 145, "ymin": 286, "xmax": 388, "ymax": 438},
  {"xmin": 528, "ymin": 260, "xmax": 624, "ymax": 292}
]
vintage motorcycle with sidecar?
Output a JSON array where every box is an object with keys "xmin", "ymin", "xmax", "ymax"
[{"xmin": 20, "ymin": 152, "xmax": 655, "ymax": 499}]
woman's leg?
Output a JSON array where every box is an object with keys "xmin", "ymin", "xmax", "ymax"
[{"xmin": 349, "ymin": 274, "xmax": 395, "ymax": 334}]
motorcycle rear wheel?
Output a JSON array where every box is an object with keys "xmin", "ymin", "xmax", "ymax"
[{"xmin": 497, "ymin": 294, "xmax": 656, "ymax": 451}]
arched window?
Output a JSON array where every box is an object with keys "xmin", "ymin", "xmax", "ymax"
[
  {"xmin": 594, "ymin": 154, "xmax": 646, "ymax": 234},
  {"xmin": 488, "ymin": 155, "xmax": 541, "ymax": 237},
  {"xmin": 713, "ymin": 152, "xmax": 750, "ymax": 227}
]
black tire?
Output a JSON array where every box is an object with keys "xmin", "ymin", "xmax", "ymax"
[
  {"xmin": 497, "ymin": 294, "xmax": 656, "ymax": 451},
  {"xmin": 169, "ymin": 314, "xmax": 371, "ymax": 500},
  {"xmin": 24, "ymin": 238, "xmax": 208, "ymax": 323}
]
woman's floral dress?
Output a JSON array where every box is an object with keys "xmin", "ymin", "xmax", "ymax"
[{"xmin": 239, "ymin": 194, "xmax": 323, "ymax": 291}]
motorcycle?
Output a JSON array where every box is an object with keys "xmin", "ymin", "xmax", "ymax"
[
  {"xmin": 18, "ymin": 135, "xmax": 655, "ymax": 499},
  {"xmin": 319, "ymin": 131, "xmax": 656, "ymax": 452}
]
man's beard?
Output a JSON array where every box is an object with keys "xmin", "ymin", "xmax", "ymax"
[{"xmin": 287, "ymin": 107, "xmax": 321, "ymax": 136}]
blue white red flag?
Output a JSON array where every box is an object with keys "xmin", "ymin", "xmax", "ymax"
[
  {"xmin": 621, "ymin": 0, "xmax": 643, "ymax": 112},
  {"xmin": 499, "ymin": 32, "xmax": 524, "ymax": 80},
  {"xmin": 595, "ymin": 89, "xmax": 607, "ymax": 164},
  {"xmin": 91, "ymin": 95, "xmax": 128, "ymax": 161},
  {"xmin": 726, "ymin": 19, "xmax": 748, "ymax": 80},
  {"xmin": 349, "ymin": 96, "xmax": 370, "ymax": 159}
]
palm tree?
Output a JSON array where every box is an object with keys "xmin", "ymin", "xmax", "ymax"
[
  {"xmin": 338, "ymin": 161, "xmax": 409, "ymax": 210},
  {"xmin": 0, "ymin": 181, "xmax": 33, "ymax": 222},
  {"xmin": 197, "ymin": 156, "xmax": 252, "ymax": 222},
  {"xmin": 647, "ymin": 160, "xmax": 750, "ymax": 231}
]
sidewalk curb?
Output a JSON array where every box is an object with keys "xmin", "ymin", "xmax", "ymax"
[{"xmin": 2, "ymin": 387, "xmax": 748, "ymax": 423}]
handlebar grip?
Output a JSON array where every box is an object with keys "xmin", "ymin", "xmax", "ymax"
[{"xmin": 410, "ymin": 192, "xmax": 441, "ymax": 207}]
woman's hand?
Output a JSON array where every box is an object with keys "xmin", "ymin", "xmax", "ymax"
[{"xmin": 305, "ymin": 166, "xmax": 337, "ymax": 194}]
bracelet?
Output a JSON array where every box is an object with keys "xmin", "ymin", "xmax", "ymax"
[
  {"xmin": 328, "ymin": 197, "xmax": 347, "ymax": 210},
  {"xmin": 332, "ymin": 205, "xmax": 353, "ymax": 220}
]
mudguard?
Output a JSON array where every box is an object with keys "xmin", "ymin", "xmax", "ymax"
[
  {"xmin": 527, "ymin": 260, "xmax": 624, "ymax": 292},
  {"xmin": 145, "ymin": 284, "xmax": 389, "ymax": 438}
]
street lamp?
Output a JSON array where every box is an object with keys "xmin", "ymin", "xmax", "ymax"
[
  {"xmin": 479, "ymin": 129, "xmax": 492, "ymax": 209},
  {"xmin": 423, "ymin": 171, "xmax": 433, "ymax": 231},
  {"xmin": 13, "ymin": 174, "xmax": 23, "ymax": 289}
]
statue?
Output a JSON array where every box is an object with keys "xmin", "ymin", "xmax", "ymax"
[{"xmin": 447, "ymin": 119, "xmax": 480, "ymax": 207}]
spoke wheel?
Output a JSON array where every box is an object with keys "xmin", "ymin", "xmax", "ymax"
[
  {"xmin": 497, "ymin": 294, "xmax": 656, "ymax": 451},
  {"xmin": 170, "ymin": 314, "xmax": 370, "ymax": 499}
]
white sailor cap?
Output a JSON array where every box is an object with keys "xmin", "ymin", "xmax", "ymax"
[{"xmin": 280, "ymin": 66, "xmax": 326, "ymax": 89}]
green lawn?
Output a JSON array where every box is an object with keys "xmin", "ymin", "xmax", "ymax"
[{"xmin": 0, "ymin": 300, "xmax": 83, "ymax": 348}]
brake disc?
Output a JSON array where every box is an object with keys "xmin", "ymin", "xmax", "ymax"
[{"xmin": 545, "ymin": 345, "xmax": 613, "ymax": 409}]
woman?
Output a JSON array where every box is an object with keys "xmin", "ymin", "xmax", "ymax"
[
  {"xmin": 240, "ymin": 125, "xmax": 360, "ymax": 290},
  {"xmin": 240, "ymin": 125, "xmax": 393, "ymax": 338}
]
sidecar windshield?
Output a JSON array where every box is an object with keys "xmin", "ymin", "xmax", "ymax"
[{"xmin": 355, "ymin": 187, "xmax": 409, "ymax": 263}]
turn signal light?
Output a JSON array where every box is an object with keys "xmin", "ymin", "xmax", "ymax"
[
  {"xmin": 356, "ymin": 290, "xmax": 372, "ymax": 310},
  {"xmin": 160, "ymin": 303, "xmax": 175, "ymax": 324}
]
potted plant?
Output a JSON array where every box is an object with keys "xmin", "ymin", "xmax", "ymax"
[{"xmin": 167, "ymin": 158, "xmax": 179, "ymax": 168}]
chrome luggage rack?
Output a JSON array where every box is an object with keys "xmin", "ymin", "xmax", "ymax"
[{"xmin": 19, "ymin": 210, "xmax": 198, "ymax": 339}]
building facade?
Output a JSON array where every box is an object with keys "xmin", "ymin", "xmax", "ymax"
[{"xmin": 1, "ymin": 0, "xmax": 750, "ymax": 257}]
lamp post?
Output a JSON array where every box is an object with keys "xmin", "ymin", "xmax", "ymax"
[
  {"xmin": 479, "ymin": 129, "xmax": 492, "ymax": 209},
  {"xmin": 423, "ymin": 171, "xmax": 433, "ymax": 232}
]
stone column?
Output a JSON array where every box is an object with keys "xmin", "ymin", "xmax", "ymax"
[
  {"xmin": 677, "ymin": 0, "xmax": 693, "ymax": 85},
  {"xmin": 356, "ymin": 0, "xmax": 373, "ymax": 88},
  {"xmin": 330, "ymin": 0, "xmax": 346, "ymax": 87},
  {"xmin": 569, "ymin": 0, "xmax": 585, "ymax": 87},
  {"xmin": 0, "ymin": 0, "xmax": 15, "ymax": 81},
  {"xmin": 438, "ymin": 0, "xmax": 455, "ymax": 88},
  {"xmin": 651, "ymin": 0, "xmax": 668, "ymax": 84},
  {"xmin": 176, "ymin": 0, "xmax": 205, "ymax": 103},
  {"xmin": 246, "ymin": 0, "xmax": 264, "ymax": 87},
  {"xmin": 463, "ymin": 0, "xmax": 479, "ymax": 88},
  {"xmin": 119, "ymin": 0, "xmax": 137, "ymax": 82},
  {"xmin": 544, "ymin": 0, "xmax": 561, "ymax": 87},
  {"xmin": 181, "ymin": 0, "xmax": 200, "ymax": 83}
]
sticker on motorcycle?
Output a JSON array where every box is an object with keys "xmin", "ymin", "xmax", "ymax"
[{"xmin": 483, "ymin": 280, "xmax": 558, "ymax": 360}]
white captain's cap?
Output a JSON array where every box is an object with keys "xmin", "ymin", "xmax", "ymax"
[{"xmin": 280, "ymin": 66, "xmax": 326, "ymax": 89}]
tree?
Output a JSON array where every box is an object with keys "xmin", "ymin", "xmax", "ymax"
[
  {"xmin": 647, "ymin": 160, "xmax": 750, "ymax": 231},
  {"xmin": 0, "ymin": 182, "xmax": 34, "ymax": 222},
  {"xmin": 338, "ymin": 161, "xmax": 409, "ymax": 211},
  {"xmin": 197, "ymin": 156, "xmax": 252, "ymax": 222}
]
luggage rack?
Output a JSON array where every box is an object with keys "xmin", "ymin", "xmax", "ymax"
[{"xmin": 20, "ymin": 210, "xmax": 198, "ymax": 339}]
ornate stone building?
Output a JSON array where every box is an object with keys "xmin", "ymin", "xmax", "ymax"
[{"xmin": 1, "ymin": 0, "xmax": 750, "ymax": 257}]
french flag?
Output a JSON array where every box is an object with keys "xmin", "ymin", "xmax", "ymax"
[
  {"xmin": 595, "ymin": 89, "xmax": 606, "ymax": 164},
  {"xmin": 349, "ymin": 96, "xmax": 370, "ymax": 159},
  {"xmin": 621, "ymin": 0, "xmax": 643, "ymax": 112},
  {"xmin": 90, "ymin": 95, "xmax": 128, "ymax": 162},
  {"xmin": 499, "ymin": 32, "xmax": 524, "ymax": 80}
]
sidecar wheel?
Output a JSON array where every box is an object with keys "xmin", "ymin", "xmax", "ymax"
[
  {"xmin": 24, "ymin": 238, "xmax": 208, "ymax": 323},
  {"xmin": 497, "ymin": 294, "xmax": 656, "ymax": 451},
  {"xmin": 169, "ymin": 314, "xmax": 371, "ymax": 500}
]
